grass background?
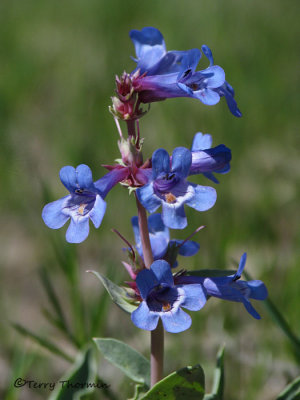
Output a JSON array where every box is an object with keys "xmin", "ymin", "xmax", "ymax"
[{"xmin": 0, "ymin": 0, "xmax": 299, "ymax": 399}]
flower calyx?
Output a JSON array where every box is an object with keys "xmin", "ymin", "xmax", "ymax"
[{"xmin": 110, "ymin": 71, "xmax": 149, "ymax": 121}]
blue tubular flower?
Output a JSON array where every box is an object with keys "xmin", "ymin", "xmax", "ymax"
[
  {"xmin": 131, "ymin": 260, "xmax": 206, "ymax": 333},
  {"xmin": 176, "ymin": 253, "xmax": 268, "ymax": 319},
  {"xmin": 201, "ymin": 45, "xmax": 242, "ymax": 117},
  {"xmin": 189, "ymin": 132, "xmax": 232, "ymax": 183},
  {"xmin": 136, "ymin": 147, "xmax": 217, "ymax": 229},
  {"xmin": 131, "ymin": 213, "xmax": 200, "ymax": 264},
  {"xmin": 130, "ymin": 27, "xmax": 193, "ymax": 76},
  {"xmin": 129, "ymin": 28, "xmax": 242, "ymax": 116},
  {"xmin": 130, "ymin": 27, "xmax": 226, "ymax": 107},
  {"xmin": 42, "ymin": 164, "xmax": 106, "ymax": 243}
]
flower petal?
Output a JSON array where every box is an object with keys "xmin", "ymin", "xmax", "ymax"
[
  {"xmin": 247, "ymin": 280, "xmax": 268, "ymax": 300},
  {"xmin": 234, "ymin": 252, "xmax": 247, "ymax": 279},
  {"xmin": 131, "ymin": 301, "xmax": 159, "ymax": 331},
  {"xmin": 203, "ymin": 172, "xmax": 219, "ymax": 184},
  {"xmin": 59, "ymin": 166, "xmax": 77, "ymax": 192},
  {"xmin": 202, "ymin": 65, "xmax": 225, "ymax": 88},
  {"xmin": 130, "ymin": 27, "xmax": 166, "ymax": 73},
  {"xmin": 162, "ymin": 203, "xmax": 187, "ymax": 229},
  {"xmin": 173, "ymin": 240, "xmax": 200, "ymax": 256},
  {"xmin": 180, "ymin": 284, "xmax": 207, "ymax": 311},
  {"xmin": 136, "ymin": 183, "xmax": 161, "ymax": 213},
  {"xmin": 185, "ymin": 184, "xmax": 217, "ymax": 211},
  {"xmin": 178, "ymin": 48, "xmax": 202, "ymax": 78},
  {"xmin": 151, "ymin": 260, "xmax": 173, "ymax": 286},
  {"xmin": 131, "ymin": 216, "xmax": 141, "ymax": 245},
  {"xmin": 201, "ymin": 45, "xmax": 214, "ymax": 66},
  {"xmin": 89, "ymin": 195, "xmax": 106, "ymax": 228},
  {"xmin": 216, "ymin": 82, "xmax": 242, "ymax": 117},
  {"xmin": 42, "ymin": 196, "xmax": 70, "ymax": 229},
  {"xmin": 191, "ymin": 132, "xmax": 213, "ymax": 151},
  {"xmin": 94, "ymin": 168, "xmax": 128, "ymax": 198},
  {"xmin": 171, "ymin": 147, "xmax": 192, "ymax": 178},
  {"xmin": 152, "ymin": 148, "xmax": 170, "ymax": 179},
  {"xmin": 161, "ymin": 308, "xmax": 191, "ymax": 333},
  {"xmin": 136, "ymin": 268, "xmax": 159, "ymax": 300},
  {"xmin": 194, "ymin": 88, "xmax": 221, "ymax": 105},
  {"xmin": 190, "ymin": 145, "xmax": 231, "ymax": 175},
  {"xmin": 66, "ymin": 217, "xmax": 90, "ymax": 243},
  {"xmin": 242, "ymin": 298, "xmax": 261, "ymax": 319},
  {"xmin": 76, "ymin": 164, "xmax": 94, "ymax": 190}
]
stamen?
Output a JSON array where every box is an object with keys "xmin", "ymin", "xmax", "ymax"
[
  {"xmin": 78, "ymin": 204, "xmax": 87, "ymax": 215},
  {"xmin": 190, "ymin": 83, "xmax": 198, "ymax": 91},
  {"xmin": 165, "ymin": 193, "xmax": 176, "ymax": 203},
  {"xmin": 111, "ymin": 228, "xmax": 136, "ymax": 264},
  {"xmin": 162, "ymin": 302, "xmax": 172, "ymax": 312},
  {"xmin": 178, "ymin": 225, "xmax": 205, "ymax": 248}
]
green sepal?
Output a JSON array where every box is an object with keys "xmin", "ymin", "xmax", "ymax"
[
  {"xmin": 49, "ymin": 347, "xmax": 97, "ymax": 400},
  {"xmin": 140, "ymin": 364, "xmax": 205, "ymax": 400},
  {"xmin": 93, "ymin": 338, "xmax": 150, "ymax": 387},
  {"xmin": 276, "ymin": 376, "xmax": 300, "ymax": 400},
  {"xmin": 204, "ymin": 345, "xmax": 225, "ymax": 400},
  {"xmin": 88, "ymin": 270, "xmax": 138, "ymax": 314}
]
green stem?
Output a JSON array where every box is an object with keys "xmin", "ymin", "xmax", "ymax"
[{"xmin": 135, "ymin": 196, "xmax": 164, "ymax": 386}]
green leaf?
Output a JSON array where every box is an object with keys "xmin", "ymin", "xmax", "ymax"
[
  {"xmin": 244, "ymin": 271, "xmax": 300, "ymax": 360},
  {"xmin": 93, "ymin": 338, "xmax": 150, "ymax": 387},
  {"xmin": 49, "ymin": 347, "xmax": 98, "ymax": 400},
  {"xmin": 277, "ymin": 376, "xmax": 300, "ymax": 400},
  {"xmin": 188, "ymin": 269, "xmax": 236, "ymax": 277},
  {"xmin": 204, "ymin": 346, "xmax": 225, "ymax": 400},
  {"xmin": 88, "ymin": 270, "xmax": 137, "ymax": 314},
  {"xmin": 129, "ymin": 384, "xmax": 149, "ymax": 400},
  {"xmin": 141, "ymin": 364, "xmax": 205, "ymax": 400},
  {"xmin": 263, "ymin": 297, "xmax": 300, "ymax": 359},
  {"xmin": 39, "ymin": 266, "xmax": 68, "ymax": 331},
  {"xmin": 12, "ymin": 323, "xmax": 73, "ymax": 363}
]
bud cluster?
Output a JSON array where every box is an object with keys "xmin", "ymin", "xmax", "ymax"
[{"xmin": 110, "ymin": 71, "xmax": 148, "ymax": 121}]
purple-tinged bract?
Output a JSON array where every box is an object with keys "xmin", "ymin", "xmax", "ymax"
[{"xmin": 131, "ymin": 260, "xmax": 206, "ymax": 333}]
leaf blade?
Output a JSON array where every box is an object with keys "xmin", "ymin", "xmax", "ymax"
[
  {"xmin": 141, "ymin": 364, "xmax": 205, "ymax": 400},
  {"xmin": 93, "ymin": 338, "xmax": 150, "ymax": 387},
  {"xmin": 88, "ymin": 270, "xmax": 137, "ymax": 314}
]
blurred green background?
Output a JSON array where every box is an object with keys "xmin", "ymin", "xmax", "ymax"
[{"xmin": 0, "ymin": 0, "xmax": 299, "ymax": 399}]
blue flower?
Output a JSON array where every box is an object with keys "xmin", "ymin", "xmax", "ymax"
[
  {"xmin": 201, "ymin": 45, "xmax": 242, "ymax": 117},
  {"xmin": 189, "ymin": 132, "xmax": 231, "ymax": 184},
  {"xmin": 129, "ymin": 27, "xmax": 240, "ymax": 115},
  {"xmin": 131, "ymin": 213, "xmax": 200, "ymax": 264},
  {"xmin": 176, "ymin": 253, "xmax": 268, "ymax": 319},
  {"xmin": 131, "ymin": 260, "xmax": 206, "ymax": 333},
  {"xmin": 136, "ymin": 147, "xmax": 217, "ymax": 229},
  {"xmin": 42, "ymin": 164, "xmax": 106, "ymax": 243}
]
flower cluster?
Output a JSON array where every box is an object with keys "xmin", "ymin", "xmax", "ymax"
[{"xmin": 42, "ymin": 26, "xmax": 267, "ymax": 336}]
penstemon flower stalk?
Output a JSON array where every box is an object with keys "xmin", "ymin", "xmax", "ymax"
[{"xmin": 42, "ymin": 26, "xmax": 268, "ymax": 396}]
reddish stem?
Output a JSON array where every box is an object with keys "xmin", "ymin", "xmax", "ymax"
[{"xmin": 135, "ymin": 195, "xmax": 164, "ymax": 386}]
